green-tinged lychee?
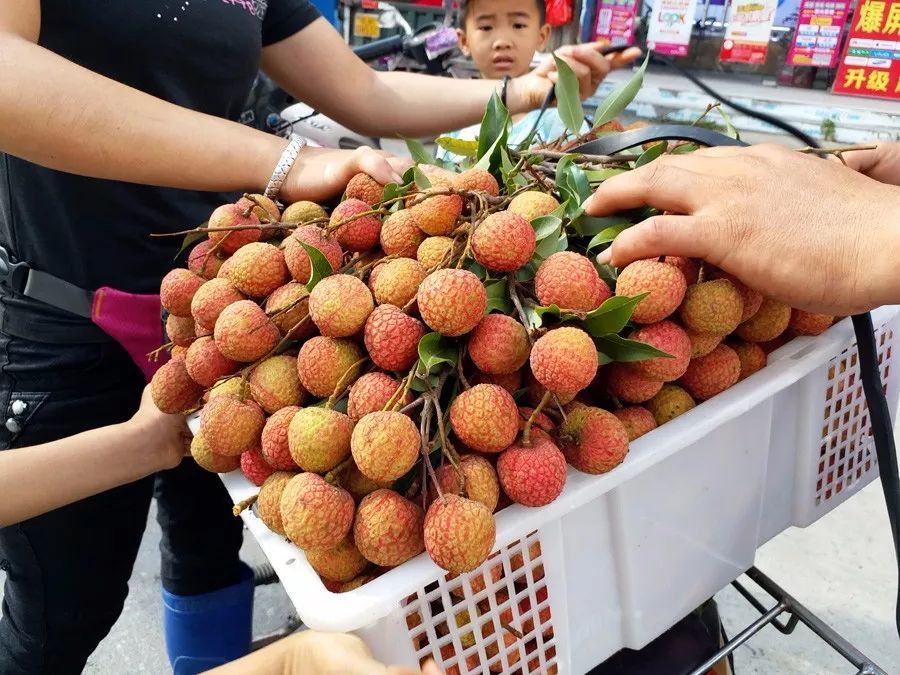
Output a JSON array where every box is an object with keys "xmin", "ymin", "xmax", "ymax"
[
  {"xmin": 363, "ymin": 304, "xmax": 425, "ymax": 372},
  {"xmin": 529, "ymin": 327, "xmax": 598, "ymax": 396},
  {"xmin": 687, "ymin": 330, "xmax": 722, "ymax": 358},
  {"xmin": 630, "ymin": 320, "xmax": 692, "ymax": 382},
  {"xmin": 306, "ymin": 534, "xmax": 369, "ymax": 583},
  {"xmin": 560, "ymin": 405, "xmax": 629, "ymax": 474},
  {"xmin": 417, "ymin": 269, "xmax": 486, "ymax": 337},
  {"xmin": 185, "ymin": 336, "xmax": 238, "ymax": 387},
  {"xmin": 223, "ymin": 242, "xmax": 289, "ymax": 298},
  {"xmin": 735, "ymin": 298, "xmax": 791, "ymax": 342},
  {"xmin": 347, "ymin": 372, "xmax": 412, "ymax": 421},
  {"xmin": 646, "ymin": 384, "xmax": 696, "ymax": 424},
  {"xmin": 188, "ymin": 240, "xmax": 226, "ymax": 280},
  {"xmin": 345, "ymin": 173, "xmax": 384, "ymax": 206},
  {"xmin": 679, "ymin": 280, "xmax": 744, "ymax": 336},
  {"xmin": 416, "ymin": 236, "xmax": 456, "ymax": 269},
  {"xmin": 535, "ymin": 252, "xmax": 611, "ymax": 311},
  {"xmin": 605, "ymin": 362, "xmax": 663, "ymax": 404},
  {"xmin": 297, "ymin": 336, "xmax": 364, "ymax": 398},
  {"xmin": 213, "ymin": 300, "xmax": 280, "ymax": 362},
  {"xmin": 207, "ymin": 203, "xmax": 261, "ymax": 254},
  {"xmin": 372, "ymin": 258, "xmax": 427, "ymax": 308},
  {"xmin": 615, "ymin": 259, "xmax": 687, "ymax": 324},
  {"xmin": 381, "ymin": 210, "xmax": 425, "ymax": 258},
  {"xmin": 280, "ymin": 473, "xmax": 355, "ymax": 551},
  {"xmin": 206, "ymin": 376, "xmax": 243, "ymax": 401},
  {"xmin": 472, "ymin": 211, "xmax": 536, "ymax": 272},
  {"xmin": 351, "ymin": 411, "xmax": 420, "ymax": 483},
  {"xmin": 284, "ymin": 225, "xmax": 344, "ymax": 283},
  {"xmin": 260, "ymin": 406, "xmax": 301, "ymax": 470},
  {"xmin": 497, "ymin": 435, "xmax": 567, "ymax": 506},
  {"xmin": 309, "ymin": 274, "xmax": 374, "ymax": 337},
  {"xmin": 151, "ymin": 358, "xmax": 203, "ymax": 413},
  {"xmin": 679, "ymin": 343, "xmax": 741, "ymax": 400},
  {"xmin": 249, "ymin": 354, "xmax": 305, "ymax": 413},
  {"xmin": 166, "ymin": 314, "xmax": 196, "ymax": 348},
  {"xmin": 353, "ymin": 489, "xmax": 425, "ymax": 567},
  {"xmin": 468, "ymin": 314, "xmax": 530, "ymax": 375},
  {"xmin": 258, "ymin": 471, "xmax": 297, "ymax": 536},
  {"xmin": 288, "ymin": 407, "xmax": 353, "ymax": 473},
  {"xmin": 282, "ymin": 200, "xmax": 327, "ymax": 225},
  {"xmin": 613, "ymin": 406, "xmax": 657, "ymax": 441},
  {"xmin": 411, "ymin": 191, "xmax": 463, "ymax": 236},
  {"xmin": 789, "ymin": 309, "xmax": 834, "ymax": 336},
  {"xmin": 190, "ymin": 431, "xmax": 241, "ymax": 473},
  {"xmin": 191, "ymin": 278, "xmax": 245, "ymax": 332},
  {"xmin": 199, "ymin": 394, "xmax": 265, "ymax": 457},
  {"xmin": 241, "ymin": 447, "xmax": 275, "ymax": 486},
  {"xmin": 507, "ymin": 191, "xmax": 560, "ymax": 221},
  {"xmin": 449, "ymin": 384, "xmax": 519, "ymax": 453},
  {"xmin": 330, "ymin": 198, "xmax": 381, "ymax": 252},
  {"xmin": 265, "ymin": 282, "xmax": 314, "ymax": 340},
  {"xmin": 731, "ymin": 341, "xmax": 767, "ymax": 381},
  {"xmin": 161, "ymin": 268, "xmax": 204, "ymax": 318},
  {"xmin": 452, "ymin": 168, "xmax": 500, "ymax": 196},
  {"xmin": 430, "ymin": 455, "xmax": 500, "ymax": 513},
  {"xmin": 706, "ymin": 268, "xmax": 762, "ymax": 322},
  {"xmin": 424, "ymin": 495, "xmax": 495, "ymax": 574}
]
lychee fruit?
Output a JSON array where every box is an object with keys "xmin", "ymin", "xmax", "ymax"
[
  {"xmin": 166, "ymin": 314, "xmax": 196, "ymax": 348},
  {"xmin": 518, "ymin": 406, "xmax": 555, "ymax": 434},
  {"xmin": 265, "ymin": 282, "xmax": 313, "ymax": 340},
  {"xmin": 735, "ymin": 298, "xmax": 791, "ymax": 342},
  {"xmin": 363, "ymin": 304, "xmax": 425, "ymax": 372},
  {"xmin": 664, "ymin": 256, "xmax": 699, "ymax": 285},
  {"xmin": 731, "ymin": 341, "xmax": 767, "ymax": 381},
  {"xmin": 535, "ymin": 251, "xmax": 611, "ymax": 311},
  {"xmin": 559, "ymin": 405, "xmax": 629, "ymax": 474},
  {"xmin": 249, "ymin": 354, "xmax": 305, "ymax": 413},
  {"xmin": 330, "ymin": 198, "xmax": 381, "ymax": 252},
  {"xmin": 188, "ymin": 240, "xmax": 226, "ymax": 280},
  {"xmin": 679, "ymin": 280, "xmax": 744, "ymax": 336},
  {"xmin": 529, "ymin": 327, "xmax": 598, "ymax": 396},
  {"xmin": 613, "ymin": 406, "xmax": 657, "ymax": 441},
  {"xmin": 449, "ymin": 384, "xmax": 519, "ymax": 453},
  {"xmin": 431, "ymin": 455, "xmax": 500, "ymax": 513},
  {"xmin": 468, "ymin": 314, "xmax": 530, "ymax": 375},
  {"xmin": 282, "ymin": 200, "xmax": 327, "ymax": 225},
  {"xmin": 630, "ymin": 320, "xmax": 692, "ymax": 382},
  {"xmin": 151, "ymin": 358, "xmax": 203, "ymax": 413},
  {"xmin": 417, "ymin": 269, "xmax": 486, "ymax": 337},
  {"xmin": 452, "ymin": 168, "xmax": 500, "ymax": 196},
  {"xmin": 411, "ymin": 191, "xmax": 463, "ymax": 236},
  {"xmin": 257, "ymin": 471, "xmax": 296, "ymax": 536},
  {"xmin": 471, "ymin": 369, "xmax": 522, "ymax": 395},
  {"xmin": 525, "ymin": 370, "xmax": 577, "ymax": 407},
  {"xmin": 345, "ymin": 173, "xmax": 384, "ymax": 205},
  {"xmin": 508, "ymin": 191, "xmax": 560, "ymax": 221},
  {"xmin": 309, "ymin": 274, "xmax": 374, "ymax": 338},
  {"xmin": 284, "ymin": 225, "xmax": 344, "ymax": 283},
  {"xmin": 417, "ymin": 235, "xmax": 456, "ymax": 269},
  {"xmin": 214, "ymin": 300, "xmax": 280, "ymax": 362},
  {"xmin": 497, "ymin": 435, "xmax": 567, "ymax": 506},
  {"xmin": 206, "ymin": 376, "xmax": 243, "ymax": 401},
  {"xmin": 424, "ymin": 495, "xmax": 495, "ymax": 574},
  {"xmin": 347, "ymin": 372, "xmax": 412, "ymax": 421},
  {"xmin": 241, "ymin": 447, "xmax": 275, "ymax": 486},
  {"xmin": 679, "ymin": 343, "xmax": 741, "ymax": 400},
  {"xmin": 199, "ymin": 394, "xmax": 265, "ymax": 456},
  {"xmin": 605, "ymin": 362, "xmax": 663, "ymax": 403},
  {"xmin": 161, "ymin": 268, "xmax": 204, "ymax": 318},
  {"xmin": 353, "ymin": 489, "xmax": 425, "ymax": 567},
  {"xmin": 706, "ymin": 268, "xmax": 762, "ymax": 322},
  {"xmin": 372, "ymin": 258, "xmax": 427, "ymax": 308},
  {"xmin": 280, "ymin": 472, "xmax": 355, "ymax": 551},
  {"xmin": 237, "ymin": 194, "xmax": 280, "ymax": 228},
  {"xmin": 687, "ymin": 330, "xmax": 722, "ymax": 358},
  {"xmin": 306, "ymin": 534, "xmax": 369, "ymax": 583},
  {"xmin": 207, "ymin": 203, "xmax": 261, "ymax": 254},
  {"xmin": 789, "ymin": 310, "xmax": 833, "ymax": 336},
  {"xmin": 614, "ymin": 259, "xmax": 686, "ymax": 324},
  {"xmin": 471, "ymin": 211, "xmax": 536, "ymax": 272},
  {"xmin": 351, "ymin": 411, "xmax": 420, "ymax": 483},
  {"xmin": 296, "ymin": 336, "xmax": 364, "ymax": 398},
  {"xmin": 646, "ymin": 384, "xmax": 696, "ymax": 425},
  {"xmin": 223, "ymin": 242, "xmax": 289, "ymax": 298},
  {"xmin": 184, "ymin": 336, "xmax": 238, "ymax": 387},
  {"xmin": 260, "ymin": 406, "xmax": 301, "ymax": 470},
  {"xmin": 342, "ymin": 463, "xmax": 388, "ymax": 502},
  {"xmin": 190, "ymin": 431, "xmax": 241, "ymax": 473},
  {"xmin": 170, "ymin": 345, "xmax": 187, "ymax": 361},
  {"xmin": 191, "ymin": 278, "xmax": 245, "ymax": 332},
  {"xmin": 380, "ymin": 209, "xmax": 425, "ymax": 258},
  {"xmin": 288, "ymin": 407, "xmax": 353, "ymax": 473}
]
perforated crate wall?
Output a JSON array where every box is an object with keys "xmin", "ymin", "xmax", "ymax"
[
  {"xmin": 817, "ymin": 324, "xmax": 894, "ymax": 505},
  {"xmin": 404, "ymin": 532, "xmax": 558, "ymax": 675}
]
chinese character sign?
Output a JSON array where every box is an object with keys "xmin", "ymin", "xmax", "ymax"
[
  {"xmin": 594, "ymin": 0, "xmax": 639, "ymax": 46},
  {"xmin": 719, "ymin": 0, "xmax": 779, "ymax": 63},
  {"xmin": 648, "ymin": 0, "xmax": 700, "ymax": 56},
  {"xmin": 833, "ymin": 0, "xmax": 900, "ymax": 100},
  {"xmin": 787, "ymin": 0, "xmax": 851, "ymax": 67}
]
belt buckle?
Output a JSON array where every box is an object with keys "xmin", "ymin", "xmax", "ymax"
[{"xmin": 0, "ymin": 246, "xmax": 29, "ymax": 293}]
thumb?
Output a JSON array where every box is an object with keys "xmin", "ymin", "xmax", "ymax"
[
  {"xmin": 357, "ymin": 151, "xmax": 404, "ymax": 186},
  {"xmin": 597, "ymin": 214, "xmax": 716, "ymax": 267}
]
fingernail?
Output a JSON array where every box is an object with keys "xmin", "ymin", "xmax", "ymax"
[
  {"xmin": 597, "ymin": 249, "xmax": 612, "ymax": 265},
  {"xmin": 391, "ymin": 172, "xmax": 403, "ymax": 183}
]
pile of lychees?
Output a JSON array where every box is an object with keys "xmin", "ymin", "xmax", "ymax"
[{"xmin": 150, "ymin": 159, "xmax": 834, "ymax": 591}]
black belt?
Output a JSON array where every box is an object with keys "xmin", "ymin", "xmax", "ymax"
[{"xmin": 0, "ymin": 245, "xmax": 95, "ymax": 319}]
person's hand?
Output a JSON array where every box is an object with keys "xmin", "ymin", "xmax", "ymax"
[
  {"xmin": 584, "ymin": 143, "xmax": 900, "ymax": 316},
  {"xmin": 279, "ymin": 632, "xmax": 443, "ymax": 675},
  {"xmin": 128, "ymin": 385, "xmax": 192, "ymax": 471},
  {"xmin": 513, "ymin": 43, "xmax": 642, "ymax": 111},
  {"xmin": 840, "ymin": 142, "xmax": 900, "ymax": 187},
  {"xmin": 283, "ymin": 146, "xmax": 412, "ymax": 204}
]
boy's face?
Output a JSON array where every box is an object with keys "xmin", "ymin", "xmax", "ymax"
[{"xmin": 457, "ymin": 0, "xmax": 550, "ymax": 80}]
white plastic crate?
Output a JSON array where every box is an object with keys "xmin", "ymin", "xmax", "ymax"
[{"xmin": 192, "ymin": 306, "xmax": 900, "ymax": 674}]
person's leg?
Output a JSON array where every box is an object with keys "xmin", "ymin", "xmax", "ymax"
[{"xmin": 0, "ymin": 333, "xmax": 150, "ymax": 675}]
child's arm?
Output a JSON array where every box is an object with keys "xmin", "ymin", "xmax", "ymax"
[{"xmin": 0, "ymin": 387, "xmax": 190, "ymax": 527}]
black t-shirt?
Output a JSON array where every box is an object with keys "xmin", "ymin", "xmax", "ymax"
[{"xmin": 0, "ymin": 0, "xmax": 320, "ymax": 342}]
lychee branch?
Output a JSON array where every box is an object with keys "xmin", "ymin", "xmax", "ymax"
[
  {"xmin": 232, "ymin": 494, "xmax": 258, "ymax": 516},
  {"xmin": 323, "ymin": 456, "xmax": 355, "ymax": 486},
  {"xmin": 327, "ymin": 357, "xmax": 369, "ymax": 409},
  {"xmin": 522, "ymin": 390, "xmax": 552, "ymax": 447},
  {"xmin": 419, "ymin": 398, "xmax": 443, "ymax": 501},
  {"xmin": 398, "ymin": 397, "xmax": 425, "ymax": 415},
  {"xmin": 507, "ymin": 275, "xmax": 534, "ymax": 346}
]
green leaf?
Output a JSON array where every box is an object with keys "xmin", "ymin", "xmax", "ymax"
[
  {"xmin": 532, "ymin": 215, "xmax": 562, "ymax": 241},
  {"xmin": 476, "ymin": 93, "xmax": 510, "ymax": 166},
  {"xmin": 533, "ymin": 304, "xmax": 563, "ymax": 325},
  {"xmin": 592, "ymin": 53, "xmax": 650, "ymax": 129},
  {"xmin": 596, "ymin": 263, "xmax": 618, "ymax": 288},
  {"xmin": 487, "ymin": 295, "xmax": 514, "ymax": 314},
  {"xmin": 402, "ymin": 166, "xmax": 417, "ymax": 184},
  {"xmin": 524, "ymin": 305, "xmax": 543, "ymax": 331},
  {"xmin": 552, "ymin": 55, "xmax": 585, "ymax": 137},
  {"xmin": 417, "ymin": 333, "xmax": 459, "ymax": 373},
  {"xmin": 597, "ymin": 351, "xmax": 613, "ymax": 366},
  {"xmin": 405, "ymin": 138, "xmax": 436, "ymax": 166},
  {"xmin": 584, "ymin": 168, "xmax": 628, "ymax": 182},
  {"xmin": 516, "ymin": 262, "xmax": 537, "ymax": 282},
  {"xmin": 555, "ymin": 232, "xmax": 568, "ymax": 253},
  {"xmin": 412, "ymin": 167, "xmax": 432, "ymax": 190},
  {"xmin": 474, "ymin": 128, "xmax": 508, "ymax": 173},
  {"xmin": 587, "ymin": 222, "xmax": 631, "ymax": 250},
  {"xmin": 581, "ymin": 294, "xmax": 648, "ymax": 336},
  {"xmin": 596, "ymin": 334, "xmax": 671, "ymax": 362},
  {"xmin": 435, "ymin": 136, "xmax": 479, "ymax": 157},
  {"xmin": 381, "ymin": 182, "xmax": 412, "ymax": 203},
  {"xmin": 175, "ymin": 227, "xmax": 208, "ymax": 259},
  {"xmin": 716, "ymin": 107, "xmax": 739, "ymax": 140},
  {"xmin": 671, "ymin": 142, "xmax": 700, "ymax": 155},
  {"xmin": 635, "ymin": 142, "xmax": 666, "ymax": 167},
  {"xmin": 484, "ymin": 279, "xmax": 510, "ymax": 313},
  {"xmin": 572, "ymin": 215, "xmax": 630, "ymax": 237},
  {"xmin": 500, "ymin": 147, "xmax": 525, "ymax": 192},
  {"xmin": 466, "ymin": 260, "xmax": 488, "ymax": 280},
  {"xmin": 533, "ymin": 226, "xmax": 562, "ymax": 260},
  {"xmin": 568, "ymin": 162, "xmax": 592, "ymax": 204},
  {"xmin": 298, "ymin": 242, "xmax": 334, "ymax": 291}
]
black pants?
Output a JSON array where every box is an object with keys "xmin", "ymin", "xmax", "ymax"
[{"xmin": 0, "ymin": 331, "xmax": 243, "ymax": 675}]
